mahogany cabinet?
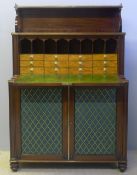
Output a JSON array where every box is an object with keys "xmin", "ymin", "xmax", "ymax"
[{"xmin": 9, "ymin": 5, "xmax": 128, "ymax": 172}]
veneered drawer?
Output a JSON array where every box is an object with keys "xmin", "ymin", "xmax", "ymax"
[
  {"xmin": 20, "ymin": 67, "xmax": 44, "ymax": 74},
  {"xmin": 20, "ymin": 54, "xmax": 44, "ymax": 61}
]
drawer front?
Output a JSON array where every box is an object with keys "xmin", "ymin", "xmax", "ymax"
[
  {"xmin": 20, "ymin": 54, "xmax": 44, "ymax": 61},
  {"xmin": 44, "ymin": 68, "xmax": 68, "ymax": 75},
  {"xmin": 93, "ymin": 60, "xmax": 117, "ymax": 67},
  {"xmin": 20, "ymin": 67, "xmax": 44, "ymax": 74},
  {"xmin": 69, "ymin": 54, "xmax": 92, "ymax": 61},
  {"xmin": 44, "ymin": 54, "xmax": 68, "ymax": 62},
  {"xmin": 69, "ymin": 61, "xmax": 92, "ymax": 68},
  {"xmin": 20, "ymin": 60, "xmax": 44, "ymax": 67},
  {"xmin": 93, "ymin": 54, "xmax": 117, "ymax": 61},
  {"xmin": 93, "ymin": 67, "xmax": 105, "ymax": 75},
  {"xmin": 45, "ymin": 61, "xmax": 68, "ymax": 68},
  {"xmin": 69, "ymin": 68, "xmax": 92, "ymax": 75}
]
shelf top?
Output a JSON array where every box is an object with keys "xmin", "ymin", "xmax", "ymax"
[
  {"xmin": 12, "ymin": 32, "xmax": 126, "ymax": 36},
  {"xmin": 15, "ymin": 4, "xmax": 122, "ymax": 33},
  {"xmin": 15, "ymin": 4, "xmax": 123, "ymax": 10}
]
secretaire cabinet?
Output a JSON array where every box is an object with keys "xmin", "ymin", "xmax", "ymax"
[{"xmin": 9, "ymin": 5, "xmax": 128, "ymax": 172}]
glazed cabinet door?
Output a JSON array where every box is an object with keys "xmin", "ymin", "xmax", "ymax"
[
  {"xmin": 69, "ymin": 85, "xmax": 128, "ymax": 162},
  {"xmin": 9, "ymin": 84, "xmax": 68, "ymax": 162}
]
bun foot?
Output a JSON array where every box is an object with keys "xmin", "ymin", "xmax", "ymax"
[
  {"xmin": 118, "ymin": 162, "xmax": 127, "ymax": 172},
  {"xmin": 10, "ymin": 162, "xmax": 19, "ymax": 172}
]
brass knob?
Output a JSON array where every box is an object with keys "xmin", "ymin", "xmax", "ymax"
[
  {"xmin": 30, "ymin": 68, "xmax": 34, "ymax": 72},
  {"xmin": 54, "ymin": 61, "xmax": 58, "ymax": 65},
  {"xmin": 54, "ymin": 67, "xmax": 59, "ymax": 72},
  {"xmin": 104, "ymin": 61, "xmax": 107, "ymax": 65},
  {"xmin": 30, "ymin": 61, "xmax": 33, "ymax": 65},
  {"xmin": 79, "ymin": 68, "xmax": 83, "ymax": 71},
  {"xmin": 30, "ymin": 55, "xmax": 34, "ymax": 58},
  {"xmin": 79, "ymin": 61, "xmax": 83, "ymax": 65},
  {"xmin": 103, "ymin": 67, "xmax": 107, "ymax": 71},
  {"xmin": 104, "ymin": 54, "xmax": 107, "ymax": 58}
]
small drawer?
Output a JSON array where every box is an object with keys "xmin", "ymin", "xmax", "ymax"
[
  {"xmin": 20, "ymin": 54, "xmax": 44, "ymax": 61},
  {"xmin": 93, "ymin": 54, "xmax": 105, "ymax": 61},
  {"xmin": 57, "ymin": 54, "xmax": 69, "ymax": 62},
  {"xmin": 83, "ymin": 61, "xmax": 92, "ymax": 68},
  {"xmin": 93, "ymin": 67, "xmax": 106, "ymax": 75},
  {"xmin": 45, "ymin": 61, "xmax": 68, "ymax": 68},
  {"xmin": 69, "ymin": 60, "xmax": 92, "ymax": 68},
  {"xmin": 106, "ymin": 54, "xmax": 117, "ymax": 60},
  {"xmin": 20, "ymin": 60, "xmax": 44, "ymax": 67},
  {"xmin": 93, "ymin": 61, "xmax": 104, "ymax": 67},
  {"xmin": 59, "ymin": 61, "xmax": 68, "ymax": 67},
  {"xmin": 69, "ymin": 68, "xmax": 92, "ymax": 75},
  {"xmin": 107, "ymin": 67, "xmax": 118, "ymax": 74},
  {"xmin": 33, "ymin": 67, "xmax": 44, "ymax": 74},
  {"xmin": 44, "ymin": 68, "xmax": 68, "ymax": 75},
  {"xmin": 69, "ymin": 55, "xmax": 82, "ymax": 61},
  {"xmin": 44, "ymin": 54, "xmax": 68, "ymax": 62},
  {"xmin": 69, "ymin": 54, "xmax": 92, "ymax": 61},
  {"xmin": 69, "ymin": 61, "xmax": 79, "ymax": 67},
  {"xmin": 20, "ymin": 67, "xmax": 30, "ymax": 74},
  {"xmin": 45, "ymin": 61, "xmax": 56, "ymax": 67},
  {"xmin": 20, "ymin": 67, "xmax": 44, "ymax": 75},
  {"xmin": 93, "ymin": 54, "xmax": 118, "ymax": 61},
  {"xmin": 107, "ymin": 60, "xmax": 117, "ymax": 67}
]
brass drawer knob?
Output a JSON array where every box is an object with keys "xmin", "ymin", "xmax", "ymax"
[
  {"xmin": 30, "ymin": 61, "xmax": 34, "ymax": 65},
  {"xmin": 103, "ymin": 67, "xmax": 107, "ymax": 71},
  {"xmin": 30, "ymin": 55, "xmax": 34, "ymax": 58},
  {"xmin": 79, "ymin": 55, "xmax": 82, "ymax": 58},
  {"xmin": 54, "ymin": 67, "xmax": 59, "ymax": 72},
  {"xmin": 30, "ymin": 68, "xmax": 34, "ymax": 72},
  {"xmin": 79, "ymin": 61, "xmax": 83, "ymax": 65},
  {"xmin": 54, "ymin": 61, "xmax": 58, "ymax": 65},
  {"xmin": 79, "ymin": 68, "xmax": 83, "ymax": 71},
  {"xmin": 104, "ymin": 61, "xmax": 107, "ymax": 65},
  {"xmin": 104, "ymin": 54, "xmax": 107, "ymax": 58}
]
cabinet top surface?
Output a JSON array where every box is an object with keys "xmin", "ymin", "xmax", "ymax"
[
  {"xmin": 15, "ymin": 4, "xmax": 122, "ymax": 10},
  {"xmin": 9, "ymin": 75, "xmax": 127, "ymax": 85}
]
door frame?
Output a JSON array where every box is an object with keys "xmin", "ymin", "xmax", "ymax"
[
  {"xmin": 9, "ymin": 83, "xmax": 68, "ymax": 161},
  {"xmin": 69, "ymin": 83, "xmax": 128, "ymax": 162}
]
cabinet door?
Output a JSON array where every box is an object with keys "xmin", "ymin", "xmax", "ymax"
[
  {"xmin": 9, "ymin": 85, "xmax": 68, "ymax": 161},
  {"xmin": 69, "ymin": 86, "xmax": 124, "ymax": 161}
]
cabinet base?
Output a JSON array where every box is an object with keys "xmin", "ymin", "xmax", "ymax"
[{"xmin": 10, "ymin": 161, "xmax": 127, "ymax": 172}]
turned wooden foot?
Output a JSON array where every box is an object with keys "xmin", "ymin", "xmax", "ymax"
[
  {"xmin": 10, "ymin": 162, "xmax": 19, "ymax": 172},
  {"xmin": 118, "ymin": 162, "xmax": 127, "ymax": 172}
]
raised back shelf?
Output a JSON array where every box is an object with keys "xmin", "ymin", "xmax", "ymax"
[{"xmin": 15, "ymin": 6, "xmax": 122, "ymax": 32}]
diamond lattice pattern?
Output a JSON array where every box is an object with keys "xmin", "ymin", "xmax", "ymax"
[
  {"xmin": 75, "ymin": 88, "xmax": 116, "ymax": 155},
  {"xmin": 21, "ymin": 88, "xmax": 63, "ymax": 155}
]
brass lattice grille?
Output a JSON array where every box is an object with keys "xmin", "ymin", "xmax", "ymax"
[
  {"xmin": 21, "ymin": 87, "xmax": 63, "ymax": 155},
  {"xmin": 75, "ymin": 88, "xmax": 116, "ymax": 155}
]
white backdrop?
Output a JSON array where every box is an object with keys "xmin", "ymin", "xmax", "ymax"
[{"xmin": 0, "ymin": 0, "xmax": 136, "ymax": 150}]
